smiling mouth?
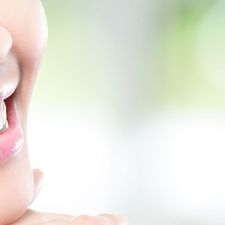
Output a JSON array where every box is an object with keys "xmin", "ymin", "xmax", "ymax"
[{"xmin": 0, "ymin": 93, "xmax": 23, "ymax": 162}]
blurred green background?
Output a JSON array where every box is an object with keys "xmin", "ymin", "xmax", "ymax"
[
  {"xmin": 29, "ymin": 0, "xmax": 225, "ymax": 225},
  {"xmin": 36, "ymin": 0, "xmax": 225, "ymax": 111}
]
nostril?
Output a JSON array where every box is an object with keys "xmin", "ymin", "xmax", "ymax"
[{"xmin": 0, "ymin": 26, "xmax": 12, "ymax": 64}]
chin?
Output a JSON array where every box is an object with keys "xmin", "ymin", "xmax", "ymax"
[{"xmin": 0, "ymin": 144, "xmax": 34, "ymax": 225}]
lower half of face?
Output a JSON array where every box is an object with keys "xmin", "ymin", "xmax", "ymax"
[{"xmin": 0, "ymin": 0, "xmax": 48, "ymax": 224}]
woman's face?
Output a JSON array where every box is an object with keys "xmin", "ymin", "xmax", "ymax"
[{"xmin": 0, "ymin": 0, "xmax": 47, "ymax": 224}]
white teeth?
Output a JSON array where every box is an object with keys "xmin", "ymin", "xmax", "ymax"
[{"xmin": 0, "ymin": 101, "xmax": 8, "ymax": 132}]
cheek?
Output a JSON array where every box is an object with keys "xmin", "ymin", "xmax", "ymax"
[
  {"xmin": 0, "ymin": 0, "xmax": 48, "ymax": 63},
  {"xmin": 0, "ymin": 154, "xmax": 34, "ymax": 225},
  {"xmin": 9, "ymin": 0, "xmax": 48, "ymax": 110},
  {"xmin": 14, "ymin": 5, "xmax": 48, "ymax": 67}
]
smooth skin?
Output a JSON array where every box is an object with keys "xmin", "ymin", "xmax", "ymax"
[
  {"xmin": 0, "ymin": 0, "xmax": 126, "ymax": 224},
  {"xmin": 9, "ymin": 210, "xmax": 127, "ymax": 225}
]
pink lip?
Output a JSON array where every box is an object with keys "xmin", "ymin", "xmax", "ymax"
[{"xmin": 0, "ymin": 96, "xmax": 23, "ymax": 162}]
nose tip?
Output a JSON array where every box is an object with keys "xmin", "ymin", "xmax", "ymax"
[{"xmin": 0, "ymin": 26, "xmax": 12, "ymax": 63}]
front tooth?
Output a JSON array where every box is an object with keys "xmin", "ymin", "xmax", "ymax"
[{"xmin": 0, "ymin": 101, "xmax": 8, "ymax": 131}]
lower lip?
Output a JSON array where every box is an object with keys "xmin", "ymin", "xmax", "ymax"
[{"xmin": 0, "ymin": 96, "xmax": 23, "ymax": 162}]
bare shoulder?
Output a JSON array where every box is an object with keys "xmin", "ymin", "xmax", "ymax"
[
  {"xmin": 9, "ymin": 210, "xmax": 75, "ymax": 225},
  {"xmin": 9, "ymin": 210, "xmax": 127, "ymax": 225}
]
